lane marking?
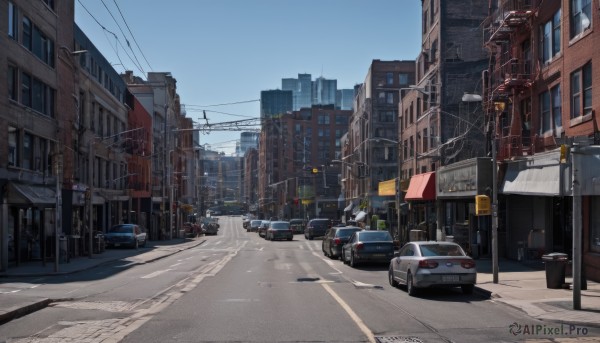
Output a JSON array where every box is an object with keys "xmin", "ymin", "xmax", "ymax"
[
  {"xmin": 321, "ymin": 283, "xmax": 375, "ymax": 343},
  {"xmin": 140, "ymin": 269, "xmax": 172, "ymax": 279}
]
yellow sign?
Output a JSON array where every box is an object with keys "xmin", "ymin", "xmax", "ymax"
[
  {"xmin": 475, "ymin": 195, "xmax": 491, "ymax": 216},
  {"xmin": 301, "ymin": 199, "xmax": 314, "ymax": 205},
  {"xmin": 378, "ymin": 179, "xmax": 396, "ymax": 196}
]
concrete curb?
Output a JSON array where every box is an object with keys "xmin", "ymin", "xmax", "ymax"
[{"xmin": 0, "ymin": 298, "xmax": 52, "ymax": 325}]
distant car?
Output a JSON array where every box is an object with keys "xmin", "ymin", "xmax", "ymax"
[
  {"xmin": 304, "ymin": 218, "xmax": 331, "ymax": 240},
  {"xmin": 266, "ymin": 221, "xmax": 293, "ymax": 241},
  {"xmin": 248, "ymin": 219, "xmax": 263, "ymax": 232},
  {"xmin": 289, "ymin": 218, "xmax": 305, "ymax": 234},
  {"xmin": 341, "ymin": 230, "xmax": 394, "ymax": 267},
  {"xmin": 258, "ymin": 220, "xmax": 271, "ymax": 238},
  {"xmin": 201, "ymin": 217, "xmax": 220, "ymax": 235},
  {"xmin": 322, "ymin": 226, "xmax": 362, "ymax": 259},
  {"xmin": 104, "ymin": 224, "xmax": 147, "ymax": 249},
  {"xmin": 388, "ymin": 241, "xmax": 477, "ymax": 296}
]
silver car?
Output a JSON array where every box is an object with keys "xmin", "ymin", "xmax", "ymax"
[{"xmin": 388, "ymin": 241, "xmax": 477, "ymax": 296}]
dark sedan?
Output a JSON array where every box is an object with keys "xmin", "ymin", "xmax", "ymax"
[
  {"xmin": 266, "ymin": 221, "xmax": 293, "ymax": 241},
  {"xmin": 341, "ymin": 230, "xmax": 395, "ymax": 267},
  {"xmin": 322, "ymin": 226, "xmax": 362, "ymax": 259}
]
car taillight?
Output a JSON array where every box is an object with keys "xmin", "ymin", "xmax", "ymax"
[
  {"xmin": 355, "ymin": 243, "xmax": 364, "ymax": 250},
  {"xmin": 461, "ymin": 260, "xmax": 476, "ymax": 269},
  {"xmin": 333, "ymin": 238, "xmax": 341, "ymax": 245},
  {"xmin": 418, "ymin": 260, "xmax": 439, "ymax": 268}
]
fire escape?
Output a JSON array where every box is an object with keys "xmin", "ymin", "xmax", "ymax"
[{"xmin": 484, "ymin": 1, "xmax": 535, "ymax": 160}]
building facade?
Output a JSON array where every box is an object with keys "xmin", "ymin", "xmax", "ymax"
[{"xmin": 483, "ymin": 0, "xmax": 600, "ymax": 281}]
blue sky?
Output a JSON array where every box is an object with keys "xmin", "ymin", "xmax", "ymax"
[{"xmin": 74, "ymin": 0, "xmax": 422, "ymax": 154}]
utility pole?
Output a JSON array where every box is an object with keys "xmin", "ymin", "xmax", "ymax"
[
  {"xmin": 491, "ymin": 109, "xmax": 500, "ymax": 284},
  {"xmin": 572, "ymin": 144, "xmax": 582, "ymax": 309}
]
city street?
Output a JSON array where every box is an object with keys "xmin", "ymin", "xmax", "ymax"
[{"xmin": 1, "ymin": 217, "xmax": 599, "ymax": 343}]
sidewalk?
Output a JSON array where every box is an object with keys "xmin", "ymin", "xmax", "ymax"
[
  {"xmin": 0, "ymin": 237, "xmax": 205, "ymax": 325},
  {"xmin": 1, "ymin": 241, "xmax": 600, "ymax": 329},
  {"xmin": 474, "ymin": 258, "xmax": 600, "ymax": 328}
]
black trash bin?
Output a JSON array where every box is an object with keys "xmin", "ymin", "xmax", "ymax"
[{"xmin": 542, "ymin": 252, "xmax": 568, "ymax": 289}]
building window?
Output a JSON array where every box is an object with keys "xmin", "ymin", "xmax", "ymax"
[
  {"xmin": 591, "ymin": 197, "xmax": 600, "ymax": 253},
  {"xmin": 8, "ymin": 126, "xmax": 18, "ymax": 167},
  {"xmin": 8, "ymin": 1, "xmax": 17, "ymax": 39},
  {"xmin": 539, "ymin": 85, "xmax": 562, "ymax": 135},
  {"xmin": 22, "ymin": 132, "xmax": 32, "ymax": 170},
  {"xmin": 386, "ymin": 92, "xmax": 394, "ymax": 104},
  {"xmin": 399, "ymin": 73, "xmax": 409, "ymax": 85},
  {"xmin": 379, "ymin": 111, "xmax": 395, "ymax": 122},
  {"xmin": 540, "ymin": 9, "xmax": 561, "ymax": 63},
  {"xmin": 8, "ymin": 65, "xmax": 17, "ymax": 101},
  {"xmin": 552, "ymin": 85, "xmax": 563, "ymax": 134},
  {"xmin": 22, "ymin": 17, "xmax": 31, "ymax": 50},
  {"xmin": 335, "ymin": 115, "xmax": 348, "ymax": 126},
  {"xmin": 318, "ymin": 114, "xmax": 330, "ymax": 124},
  {"xmin": 21, "ymin": 71, "xmax": 31, "ymax": 107},
  {"xmin": 386, "ymin": 72, "xmax": 394, "ymax": 85},
  {"xmin": 570, "ymin": 0, "xmax": 592, "ymax": 38},
  {"xmin": 570, "ymin": 62, "xmax": 592, "ymax": 119},
  {"xmin": 41, "ymin": 0, "xmax": 54, "ymax": 10}
]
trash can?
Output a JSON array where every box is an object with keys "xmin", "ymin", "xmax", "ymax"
[{"xmin": 542, "ymin": 252, "xmax": 568, "ymax": 289}]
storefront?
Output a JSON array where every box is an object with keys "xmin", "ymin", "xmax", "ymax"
[
  {"xmin": 573, "ymin": 145, "xmax": 600, "ymax": 282},
  {"xmin": 405, "ymin": 172, "xmax": 436, "ymax": 241},
  {"xmin": 437, "ymin": 158, "xmax": 492, "ymax": 257},
  {"xmin": 500, "ymin": 149, "xmax": 570, "ymax": 261},
  {"xmin": 4, "ymin": 183, "xmax": 57, "ymax": 266}
]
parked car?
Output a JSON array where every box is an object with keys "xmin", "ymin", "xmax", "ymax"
[
  {"xmin": 322, "ymin": 226, "xmax": 362, "ymax": 259},
  {"xmin": 341, "ymin": 230, "xmax": 394, "ymax": 267},
  {"xmin": 258, "ymin": 220, "xmax": 271, "ymax": 238},
  {"xmin": 104, "ymin": 224, "xmax": 147, "ymax": 249},
  {"xmin": 388, "ymin": 241, "xmax": 476, "ymax": 296},
  {"xmin": 248, "ymin": 219, "xmax": 263, "ymax": 233},
  {"xmin": 304, "ymin": 218, "xmax": 331, "ymax": 240},
  {"xmin": 289, "ymin": 218, "xmax": 305, "ymax": 234},
  {"xmin": 266, "ymin": 221, "xmax": 293, "ymax": 241}
]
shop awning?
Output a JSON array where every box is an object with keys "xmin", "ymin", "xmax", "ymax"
[
  {"xmin": 343, "ymin": 202, "xmax": 354, "ymax": 212},
  {"xmin": 501, "ymin": 151, "xmax": 565, "ymax": 196},
  {"xmin": 355, "ymin": 211, "xmax": 367, "ymax": 222},
  {"xmin": 8, "ymin": 183, "xmax": 56, "ymax": 206},
  {"xmin": 405, "ymin": 172, "xmax": 436, "ymax": 201}
]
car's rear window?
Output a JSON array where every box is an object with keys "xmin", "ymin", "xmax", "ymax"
[
  {"xmin": 336, "ymin": 228, "xmax": 361, "ymax": 238},
  {"xmin": 358, "ymin": 231, "xmax": 392, "ymax": 242},
  {"xmin": 251, "ymin": 220, "xmax": 262, "ymax": 226},
  {"xmin": 419, "ymin": 244, "xmax": 465, "ymax": 257},
  {"xmin": 109, "ymin": 225, "xmax": 133, "ymax": 233},
  {"xmin": 270, "ymin": 222, "xmax": 290, "ymax": 230}
]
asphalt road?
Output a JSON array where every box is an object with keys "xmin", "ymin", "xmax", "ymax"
[{"xmin": 0, "ymin": 216, "xmax": 583, "ymax": 343}]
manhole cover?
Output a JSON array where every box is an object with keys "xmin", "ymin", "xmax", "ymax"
[{"xmin": 375, "ymin": 336, "xmax": 424, "ymax": 343}]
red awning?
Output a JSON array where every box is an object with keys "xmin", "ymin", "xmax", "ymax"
[{"xmin": 404, "ymin": 172, "xmax": 436, "ymax": 201}]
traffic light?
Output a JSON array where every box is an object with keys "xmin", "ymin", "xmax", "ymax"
[{"xmin": 311, "ymin": 167, "xmax": 319, "ymax": 174}]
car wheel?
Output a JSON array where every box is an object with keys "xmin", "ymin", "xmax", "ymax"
[
  {"xmin": 461, "ymin": 284, "xmax": 474, "ymax": 295},
  {"xmin": 133, "ymin": 239, "xmax": 139, "ymax": 250},
  {"xmin": 350, "ymin": 252, "xmax": 357, "ymax": 268},
  {"xmin": 341, "ymin": 251, "xmax": 347, "ymax": 264},
  {"xmin": 308, "ymin": 235, "xmax": 313, "ymax": 240},
  {"xmin": 287, "ymin": 237, "xmax": 292, "ymax": 241},
  {"xmin": 389, "ymin": 267, "xmax": 398, "ymax": 287},
  {"xmin": 407, "ymin": 272, "xmax": 418, "ymax": 296}
]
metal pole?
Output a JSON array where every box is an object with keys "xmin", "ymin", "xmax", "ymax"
[
  {"xmin": 54, "ymin": 149, "xmax": 62, "ymax": 272},
  {"xmin": 491, "ymin": 121, "xmax": 499, "ymax": 283},
  {"xmin": 572, "ymin": 145, "xmax": 581, "ymax": 310},
  {"xmin": 88, "ymin": 140, "xmax": 94, "ymax": 258},
  {"xmin": 169, "ymin": 183, "xmax": 174, "ymax": 240}
]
